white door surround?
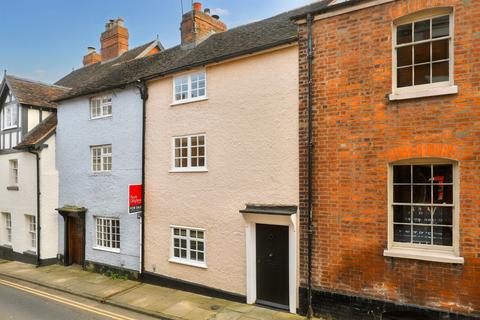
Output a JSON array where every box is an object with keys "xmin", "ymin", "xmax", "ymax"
[{"xmin": 243, "ymin": 212, "xmax": 298, "ymax": 313}]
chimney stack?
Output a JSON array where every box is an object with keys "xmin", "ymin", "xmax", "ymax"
[
  {"xmin": 100, "ymin": 17, "xmax": 129, "ymax": 61},
  {"xmin": 83, "ymin": 47, "xmax": 101, "ymax": 66},
  {"xmin": 181, "ymin": 2, "xmax": 227, "ymax": 47}
]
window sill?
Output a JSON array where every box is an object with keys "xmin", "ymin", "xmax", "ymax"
[
  {"xmin": 170, "ymin": 97, "xmax": 208, "ymax": 107},
  {"xmin": 90, "ymin": 172, "xmax": 112, "ymax": 176},
  {"xmin": 0, "ymin": 244, "xmax": 12, "ymax": 250},
  {"xmin": 384, "ymin": 248, "xmax": 464, "ymax": 264},
  {"xmin": 90, "ymin": 115, "xmax": 112, "ymax": 121},
  {"xmin": 169, "ymin": 168, "xmax": 208, "ymax": 173},
  {"xmin": 169, "ymin": 258, "xmax": 207, "ymax": 269},
  {"xmin": 389, "ymin": 85, "xmax": 458, "ymax": 101},
  {"xmin": 93, "ymin": 246, "xmax": 120, "ymax": 254},
  {"xmin": 6, "ymin": 186, "xmax": 19, "ymax": 191}
]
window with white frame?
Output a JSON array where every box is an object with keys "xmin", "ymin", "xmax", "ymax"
[
  {"xmin": 394, "ymin": 10, "xmax": 453, "ymax": 92},
  {"xmin": 90, "ymin": 95, "xmax": 112, "ymax": 119},
  {"xmin": 171, "ymin": 227, "xmax": 205, "ymax": 266},
  {"xmin": 91, "ymin": 145, "xmax": 112, "ymax": 172},
  {"xmin": 173, "ymin": 72, "xmax": 206, "ymax": 103},
  {"xmin": 3, "ymin": 104, "xmax": 18, "ymax": 130},
  {"xmin": 390, "ymin": 161, "xmax": 458, "ymax": 252},
  {"xmin": 26, "ymin": 215, "xmax": 36, "ymax": 251},
  {"xmin": 172, "ymin": 135, "xmax": 206, "ymax": 171},
  {"xmin": 3, "ymin": 213, "xmax": 12, "ymax": 245},
  {"xmin": 94, "ymin": 217, "xmax": 120, "ymax": 251},
  {"xmin": 9, "ymin": 159, "xmax": 18, "ymax": 186}
]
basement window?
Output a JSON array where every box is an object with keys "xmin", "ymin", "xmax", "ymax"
[
  {"xmin": 384, "ymin": 160, "xmax": 463, "ymax": 263},
  {"xmin": 172, "ymin": 71, "xmax": 207, "ymax": 104}
]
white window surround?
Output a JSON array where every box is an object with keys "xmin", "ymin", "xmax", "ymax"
[
  {"xmin": 26, "ymin": 215, "xmax": 37, "ymax": 252},
  {"xmin": 94, "ymin": 217, "xmax": 120, "ymax": 253},
  {"xmin": 90, "ymin": 95, "xmax": 112, "ymax": 119},
  {"xmin": 384, "ymin": 158, "xmax": 463, "ymax": 264},
  {"xmin": 2, "ymin": 103, "xmax": 18, "ymax": 130},
  {"xmin": 390, "ymin": 8, "xmax": 456, "ymax": 101},
  {"xmin": 171, "ymin": 71, "xmax": 207, "ymax": 105},
  {"xmin": 242, "ymin": 213, "xmax": 298, "ymax": 314},
  {"xmin": 170, "ymin": 134, "xmax": 207, "ymax": 173},
  {"xmin": 169, "ymin": 226, "xmax": 207, "ymax": 269},
  {"xmin": 91, "ymin": 145, "xmax": 112, "ymax": 173},
  {"xmin": 3, "ymin": 213, "xmax": 12, "ymax": 246},
  {"xmin": 9, "ymin": 159, "xmax": 18, "ymax": 186}
]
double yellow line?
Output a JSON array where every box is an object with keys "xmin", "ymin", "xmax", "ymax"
[{"xmin": 0, "ymin": 278, "xmax": 137, "ymax": 320}]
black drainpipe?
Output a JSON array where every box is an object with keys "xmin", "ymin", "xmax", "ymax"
[
  {"xmin": 28, "ymin": 148, "xmax": 41, "ymax": 267},
  {"xmin": 306, "ymin": 13, "xmax": 315, "ymax": 319},
  {"xmin": 135, "ymin": 80, "xmax": 148, "ymax": 276}
]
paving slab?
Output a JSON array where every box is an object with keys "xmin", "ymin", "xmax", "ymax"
[{"xmin": 0, "ymin": 260, "xmax": 306, "ymax": 320}]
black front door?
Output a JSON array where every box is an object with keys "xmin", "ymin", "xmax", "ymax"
[{"xmin": 256, "ymin": 223, "xmax": 289, "ymax": 309}]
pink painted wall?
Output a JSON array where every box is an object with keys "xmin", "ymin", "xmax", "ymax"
[{"xmin": 144, "ymin": 46, "xmax": 299, "ymax": 295}]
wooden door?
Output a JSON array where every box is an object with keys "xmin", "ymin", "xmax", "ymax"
[
  {"xmin": 68, "ymin": 217, "xmax": 84, "ymax": 265},
  {"xmin": 256, "ymin": 224, "xmax": 289, "ymax": 309}
]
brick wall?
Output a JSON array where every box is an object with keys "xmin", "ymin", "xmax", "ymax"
[{"xmin": 298, "ymin": 0, "xmax": 480, "ymax": 316}]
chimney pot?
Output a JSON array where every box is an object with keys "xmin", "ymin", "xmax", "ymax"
[
  {"xmin": 87, "ymin": 47, "xmax": 96, "ymax": 54},
  {"xmin": 212, "ymin": 14, "xmax": 220, "ymax": 20},
  {"xmin": 204, "ymin": 8, "xmax": 210, "ymax": 15},
  {"xmin": 193, "ymin": 2, "xmax": 202, "ymax": 11}
]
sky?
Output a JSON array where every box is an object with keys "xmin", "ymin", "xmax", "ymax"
[{"xmin": 0, "ymin": 0, "xmax": 314, "ymax": 84}]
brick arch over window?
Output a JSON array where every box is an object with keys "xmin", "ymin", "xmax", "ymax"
[
  {"xmin": 386, "ymin": 144, "xmax": 459, "ymax": 163},
  {"xmin": 391, "ymin": 6, "xmax": 453, "ymax": 23}
]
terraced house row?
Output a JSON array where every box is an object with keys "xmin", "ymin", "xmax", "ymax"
[{"xmin": 0, "ymin": 0, "xmax": 478, "ymax": 319}]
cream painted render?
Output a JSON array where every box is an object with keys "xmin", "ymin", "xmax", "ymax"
[
  {"xmin": 144, "ymin": 45, "xmax": 299, "ymax": 307},
  {"xmin": 0, "ymin": 134, "xmax": 58, "ymax": 260},
  {"xmin": 27, "ymin": 109, "xmax": 52, "ymax": 132}
]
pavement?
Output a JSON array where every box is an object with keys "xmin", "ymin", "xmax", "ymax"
[{"xmin": 0, "ymin": 260, "xmax": 306, "ymax": 320}]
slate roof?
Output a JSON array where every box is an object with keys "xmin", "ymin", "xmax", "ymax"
[
  {"xmin": 4, "ymin": 75, "xmax": 69, "ymax": 109},
  {"xmin": 15, "ymin": 113, "xmax": 57, "ymax": 149},
  {"xmin": 56, "ymin": 40, "xmax": 162, "ymax": 89},
  {"xmin": 54, "ymin": 0, "xmax": 332, "ymax": 101}
]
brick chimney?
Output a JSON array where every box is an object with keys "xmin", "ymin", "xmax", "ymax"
[
  {"xmin": 83, "ymin": 47, "xmax": 101, "ymax": 66},
  {"xmin": 181, "ymin": 2, "xmax": 227, "ymax": 46},
  {"xmin": 100, "ymin": 18, "xmax": 129, "ymax": 61}
]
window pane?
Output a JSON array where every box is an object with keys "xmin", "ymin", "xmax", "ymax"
[
  {"xmin": 394, "ymin": 185, "xmax": 411, "ymax": 203},
  {"xmin": 413, "ymin": 185, "xmax": 431, "ymax": 203},
  {"xmin": 413, "ymin": 225, "xmax": 431, "ymax": 244},
  {"xmin": 198, "ymin": 158, "xmax": 205, "ymax": 167},
  {"xmin": 414, "ymin": 43, "xmax": 430, "ymax": 64},
  {"xmin": 198, "ymin": 252, "xmax": 204, "ymax": 262},
  {"xmin": 414, "ymin": 19, "xmax": 430, "ymax": 42},
  {"xmin": 433, "ymin": 226, "xmax": 452, "ymax": 246},
  {"xmin": 433, "ymin": 185, "xmax": 452, "ymax": 204},
  {"xmin": 432, "ymin": 15, "xmax": 449, "ymax": 38},
  {"xmin": 397, "ymin": 46, "xmax": 412, "ymax": 67},
  {"xmin": 414, "ymin": 64, "xmax": 430, "ymax": 85},
  {"xmin": 174, "ymin": 248, "xmax": 180, "ymax": 257},
  {"xmin": 432, "ymin": 61, "xmax": 449, "ymax": 83},
  {"xmin": 197, "ymin": 231, "xmax": 204, "ymax": 239},
  {"xmin": 433, "ymin": 206, "xmax": 453, "ymax": 225},
  {"xmin": 397, "ymin": 23, "xmax": 412, "ymax": 44},
  {"xmin": 394, "ymin": 165, "xmax": 411, "ymax": 183},
  {"xmin": 433, "ymin": 165, "xmax": 452, "ymax": 183},
  {"xmin": 413, "ymin": 206, "xmax": 431, "ymax": 224},
  {"xmin": 413, "ymin": 165, "xmax": 431, "ymax": 183},
  {"xmin": 394, "ymin": 224, "xmax": 411, "ymax": 243},
  {"xmin": 393, "ymin": 205, "xmax": 411, "ymax": 223},
  {"xmin": 191, "ymin": 158, "xmax": 198, "ymax": 167},
  {"xmin": 397, "ymin": 67, "xmax": 412, "ymax": 88},
  {"xmin": 432, "ymin": 39, "xmax": 449, "ymax": 61}
]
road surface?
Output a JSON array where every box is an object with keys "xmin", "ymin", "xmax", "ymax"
[{"xmin": 0, "ymin": 276, "xmax": 158, "ymax": 320}]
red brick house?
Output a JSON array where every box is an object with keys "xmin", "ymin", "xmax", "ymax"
[{"xmin": 294, "ymin": 0, "xmax": 480, "ymax": 319}]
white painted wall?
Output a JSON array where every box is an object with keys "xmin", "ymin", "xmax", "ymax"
[{"xmin": 0, "ymin": 135, "xmax": 58, "ymax": 260}]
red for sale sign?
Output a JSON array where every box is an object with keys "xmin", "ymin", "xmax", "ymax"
[{"xmin": 129, "ymin": 184, "xmax": 143, "ymax": 214}]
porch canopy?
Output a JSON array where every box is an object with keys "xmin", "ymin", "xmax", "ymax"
[{"xmin": 239, "ymin": 204, "xmax": 297, "ymax": 216}]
